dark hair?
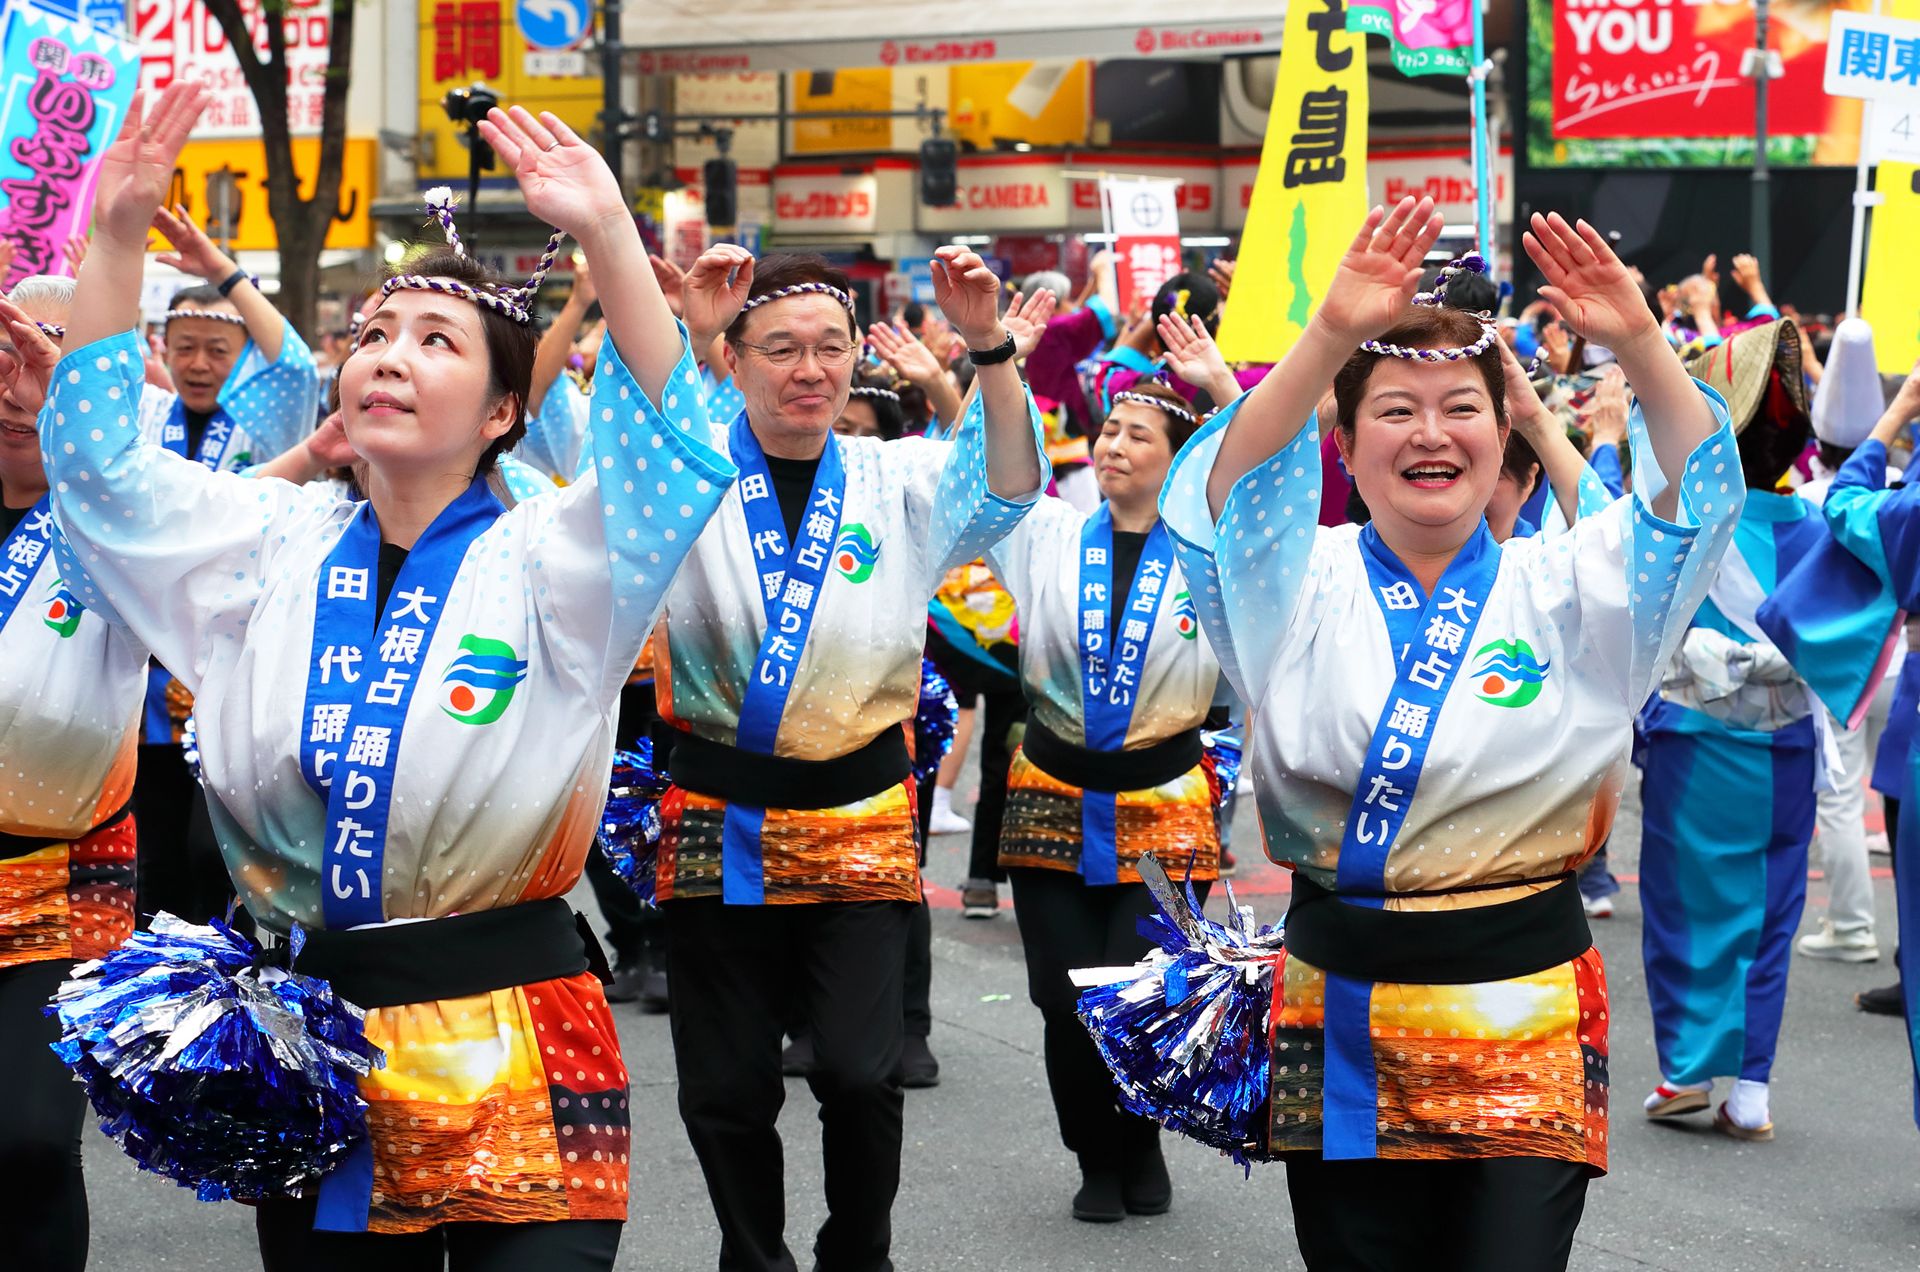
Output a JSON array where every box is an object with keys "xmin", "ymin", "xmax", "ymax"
[
  {"xmin": 377, "ymin": 248, "xmax": 535, "ymax": 476},
  {"xmin": 1737, "ymin": 368, "xmax": 1812, "ymax": 491},
  {"xmin": 1500, "ymin": 428, "xmax": 1541, "ymax": 490},
  {"xmin": 1150, "ymin": 272, "xmax": 1222, "ymax": 335},
  {"xmin": 1332, "ymin": 307, "xmax": 1507, "ymax": 437},
  {"xmin": 902, "ymin": 301, "xmax": 928, "ymax": 332},
  {"xmin": 845, "ymin": 371, "xmax": 907, "ymax": 440},
  {"xmin": 1108, "ymin": 378, "xmax": 1201, "ymax": 453},
  {"xmin": 1439, "ymin": 271, "xmax": 1498, "ymax": 316},
  {"xmin": 168, "ymin": 283, "xmax": 226, "ymax": 310},
  {"xmin": 726, "ymin": 254, "xmax": 858, "ymax": 345}
]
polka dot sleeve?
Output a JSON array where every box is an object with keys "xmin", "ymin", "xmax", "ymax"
[
  {"xmin": 1157, "ymin": 395, "xmax": 1322, "ymax": 707},
  {"xmin": 519, "ymin": 375, "xmax": 592, "ymax": 483},
  {"xmin": 897, "ymin": 381, "xmax": 1046, "ymax": 592},
  {"xmin": 219, "ymin": 317, "xmax": 321, "ymax": 465},
  {"xmin": 527, "ymin": 322, "xmax": 737, "ymax": 702},
  {"xmin": 41, "ymin": 329, "xmax": 334, "ymax": 696}
]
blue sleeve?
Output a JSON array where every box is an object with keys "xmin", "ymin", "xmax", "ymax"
[
  {"xmin": 900, "ymin": 383, "xmax": 1047, "ymax": 585},
  {"xmin": 519, "ymin": 375, "xmax": 589, "ymax": 482},
  {"xmin": 1745, "ymin": 302, "xmax": 1781, "ymax": 322},
  {"xmin": 1823, "ymin": 439, "xmax": 1920, "ymax": 602},
  {"xmin": 1157, "ymin": 397, "xmax": 1322, "ymax": 705},
  {"xmin": 219, "ymin": 318, "xmax": 320, "ymax": 463},
  {"xmin": 1589, "ymin": 440, "xmax": 1626, "ymax": 498}
]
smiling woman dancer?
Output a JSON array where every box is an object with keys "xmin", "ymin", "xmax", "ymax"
[
  {"xmin": 644, "ymin": 235, "xmax": 1045, "ymax": 1267},
  {"xmin": 985, "ymin": 377, "xmax": 1221, "ymax": 1224},
  {"xmin": 29, "ymin": 85, "xmax": 735, "ymax": 1269},
  {"xmin": 1157, "ymin": 198, "xmax": 1739, "ymax": 1271}
]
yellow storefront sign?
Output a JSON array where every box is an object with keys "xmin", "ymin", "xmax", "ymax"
[
  {"xmin": 789, "ymin": 69, "xmax": 896, "ymax": 154},
  {"xmin": 417, "ymin": 0, "xmax": 600, "ymax": 182},
  {"xmin": 161, "ymin": 138, "xmax": 377, "ymax": 253},
  {"xmin": 1216, "ymin": 0, "xmax": 1369, "ymax": 364},
  {"xmin": 947, "ymin": 62, "xmax": 1089, "ymax": 151}
]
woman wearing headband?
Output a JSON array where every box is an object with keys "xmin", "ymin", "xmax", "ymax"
[
  {"xmin": 1158, "ymin": 198, "xmax": 1738, "ymax": 1269},
  {"xmin": 28, "ymin": 86, "xmax": 735, "ymax": 1266},
  {"xmin": 0, "ymin": 276, "xmax": 143, "ymax": 1272},
  {"xmin": 644, "ymin": 235, "xmax": 1044, "ymax": 1268},
  {"xmin": 984, "ymin": 376, "xmax": 1221, "ymax": 1223}
]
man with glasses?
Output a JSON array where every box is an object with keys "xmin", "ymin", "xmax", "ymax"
[{"xmin": 647, "ymin": 247, "xmax": 1047, "ymax": 1272}]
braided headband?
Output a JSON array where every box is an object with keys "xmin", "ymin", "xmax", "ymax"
[
  {"xmin": 849, "ymin": 385, "xmax": 900, "ymax": 404},
  {"xmin": 164, "ymin": 308, "xmax": 247, "ymax": 328},
  {"xmin": 35, "ymin": 322, "xmax": 64, "ymax": 338},
  {"xmin": 379, "ymin": 186, "xmax": 567, "ymax": 327},
  {"xmin": 739, "ymin": 281, "xmax": 856, "ymax": 316},
  {"xmin": 1357, "ymin": 251, "xmax": 1498, "ymax": 363},
  {"xmin": 1111, "ymin": 389, "xmax": 1198, "ymax": 427}
]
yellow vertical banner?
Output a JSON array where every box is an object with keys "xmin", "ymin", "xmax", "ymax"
[
  {"xmin": 1216, "ymin": 0, "xmax": 1369, "ymax": 363},
  {"xmin": 1862, "ymin": 161, "xmax": 1920, "ymax": 375}
]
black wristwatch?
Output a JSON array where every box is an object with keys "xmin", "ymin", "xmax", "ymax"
[
  {"xmin": 216, "ymin": 268, "xmax": 250, "ymax": 297},
  {"xmin": 966, "ymin": 330, "xmax": 1018, "ymax": 365}
]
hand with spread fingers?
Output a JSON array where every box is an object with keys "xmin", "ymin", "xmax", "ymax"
[
  {"xmin": 1522, "ymin": 212, "xmax": 1663, "ymax": 356},
  {"xmin": 1312, "ymin": 196, "xmax": 1444, "ymax": 346},
  {"xmin": 152, "ymin": 203, "xmax": 236, "ymax": 284},
  {"xmin": 0, "ymin": 297, "xmax": 63, "ymax": 415},
  {"xmin": 91, "ymin": 83, "xmax": 212, "ymax": 247},
  {"xmin": 1157, "ymin": 312, "xmax": 1239, "ymax": 406},
  {"xmin": 867, "ymin": 321, "xmax": 944, "ymax": 387},
  {"xmin": 1001, "ymin": 288, "xmax": 1057, "ymax": 361},
  {"xmin": 476, "ymin": 106, "xmax": 625, "ymax": 240}
]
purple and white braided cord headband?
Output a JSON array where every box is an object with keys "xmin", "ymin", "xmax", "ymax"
[
  {"xmin": 378, "ymin": 186, "xmax": 568, "ymax": 328},
  {"xmin": 740, "ymin": 282, "xmax": 856, "ymax": 315},
  {"xmin": 1112, "ymin": 389, "xmax": 1197, "ymax": 425},
  {"xmin": 1357, "ymin": 250, "xmax": 1499, "ymax": 364}
]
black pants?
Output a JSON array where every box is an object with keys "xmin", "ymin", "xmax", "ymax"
[
  {"xmin": 132, "ymin": 742, "xmax": 236, "ymax": 928},
  {"xmin": 254, "ymin": 1195, "xmax": 622, "ymax": 1271},
  {"xmin": 1284, "ymin": 1155, "xmax": 1589, "ymax": 1272},
  {"xmin": 1007, "ymin": 868, "xmax": 1207, "ymax": 1161},
  {"xmin": 0, "ymin": 958, "xmax": 88, "ymax": 1272},
  {"xmin": 666, "ymin": 898, "xmax": 911, "ymax": 1272},
  {"xmin": 925, "ymin": 631, "xmax": 1024, "ymax": 884}
]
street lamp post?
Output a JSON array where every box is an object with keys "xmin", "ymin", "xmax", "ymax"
[
  {"xmin": 601, "ymin": 0, "xmax": 624, "ymax": 198},
  {"xmin": 1751, "ymin": 0, "xmax": 1772, "ymax": 282}
]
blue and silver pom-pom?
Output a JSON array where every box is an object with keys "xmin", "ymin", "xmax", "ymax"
[
  {"xmin": 46, "ymin": 914, "xmax": 384, "ymax": 1202},
  {"xmin": 914, "ymin": 659, "xmax": 959, "ymax": 789},
  {"xmin": 180, "ymin": 713, "xmax": 201, "ymax": 782},
  {"xmin": 598, "ymin": 740, "xmax": 670, "ymax": 904},
  {"xmin": 1200, "ymin": 727, "xmax": 1242, "ymax": 814},
  {"xmin": 1073, "ymin": 853, "xmax": 1284, "ymax": 1168}
]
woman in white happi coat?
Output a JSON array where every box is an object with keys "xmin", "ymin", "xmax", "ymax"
[
  {"xmin": 30, "ymin": 85, "xmax": 735, "ymax": 1267},
  {"xmin": 1157, "ymin": 199, "xmax": 1739, "ymax": 1270}
]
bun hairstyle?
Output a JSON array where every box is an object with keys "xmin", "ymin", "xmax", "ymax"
[
  {"xmin": 1109, "ymin": 378, "xmax": 1202, "ymax": 453},
  {"xmin": 847, "ymin": 370, "xmax": 908, "ymax": 440},
  {"xmin": 1151, "ymin": 272, "xmax": 1222, "ymax": 335},
  {"xmin": 1332, "ymin": 306, "xmax": 1508, "ymax": 438},
  {"xmin": 377, "ymin": 248, "xmax": 536, "ymax": 475},
  {"xmin": 725, "ymin": 254, "xmax": 859, "ymax": 344}
]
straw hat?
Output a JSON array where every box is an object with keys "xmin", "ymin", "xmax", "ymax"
[
  {"xmin": 1811, "ymin": 318, "xmax": 1886, "ymax": 448},
  {"xmin": 1683, "ymin": 318, "xmax": 1807, "ymax": 434}
]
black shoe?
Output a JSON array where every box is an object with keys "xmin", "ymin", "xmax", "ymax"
[
  {"xmin": 1858, "ymin": 982, "xmax": 1906, "ymax": 1016},
  {"xmin": 782, "ymin": 1034, "xmax": 815, "ymax": 1077},
  {"xmin": 895, "ymin": 1034, "xmax": 941, "ymax": 1089},
  {"xmin": 1120, "ymin": 1130, "xmax": 1172, "ymax": 1216},
  {"xmin": 1072, "ymin": 1155, "xmax": 1126, "ymax": 1223},
  {"xmin": 603, "ymin": 962, "xmax": 643, "ymax": 1005},
  {"xmin": 637, "ymin": 966, "xmax": 669, "ymax": 1014}
]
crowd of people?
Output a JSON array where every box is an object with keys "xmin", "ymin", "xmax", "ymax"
[{"xmin": 0, "ymin": 81, "xmax": 1917, "ymax": 1272}]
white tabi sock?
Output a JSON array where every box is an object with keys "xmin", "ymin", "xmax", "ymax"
[
  {"xmin": 1726, "ymin": 1079, "xmax": 1771, "ymax": 1129},
  {"xmin": 1643, "ymin": 1078, "xmax": 1711, "ymax": 1112},
  {"xmin": 933, "ymin": 786, "xmax": 955, "ymax": 816}
]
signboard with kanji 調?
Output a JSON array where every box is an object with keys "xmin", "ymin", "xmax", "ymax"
[
  {"xmin": 1102, "ymin": 177, "xmax": 1181, "ymax": 319},
  {"xmin": 417, "ymin": 0, "xmax": 599, "ymax": 183}
]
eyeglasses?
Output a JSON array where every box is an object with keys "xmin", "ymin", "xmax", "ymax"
[{"xmin": 735, "ymin": 339, "xmax": 858, "ymax": 368}]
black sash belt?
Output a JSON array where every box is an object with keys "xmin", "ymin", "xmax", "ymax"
[
  {"xmin": 294, "ymin": 897, "xmax": 608, "ymax": 1010},
  {"xmin": 0, "ymin": 802, "xmax": 132, "ymax": 863},
  {"xmin": 1022, "ymin": 720, "xmax": 1203, "ymax": 793},
  {"xmin": 1284, "ymin": 872, "xmax": 1592, "ymax": 986},
  {"xmin": 664, "ymin": 725, "xmax": 910, "ymax": 811}
]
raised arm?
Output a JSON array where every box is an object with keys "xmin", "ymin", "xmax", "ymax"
[
  {"xmin": 1157, "ymin": 311, "xmax": 1242, "ymax": 407},
  {"xmin": 1498, "ymin": 337, "xmax": 1587, "ymax": 526},
  {"xmin": 868, "ymin": 319, "xmax": 964, "ymax": 426},
  {"xmin": 1205, "ymin": 196, "xmax": 1442, "ymax": 517},
  {"xmin": 1523, "ymin": 212, "xmax": 1715, "ymax": 524},
  {"xmin": 1865, "ymin": 361, "xmax": 1920, "ymax": 453},
  {"xmin": 932, "ymin": 245, "xmax": 1044, "ymax": 501},
  {"xmin": 152, "ymin": 203, "xmax": 285, "ymax": 361},
  {"xmin": 478, "ymin": 106, "xmax": 682, "ymax": 403},
  {"xmin": 527, "ymin": 253, "xmax": 595, "ymax": 416}
]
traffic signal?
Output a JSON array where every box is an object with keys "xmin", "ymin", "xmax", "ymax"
[
  {"xmin": 704, "ymin": 157, "xmax": 738, "ymax": 228},
  {"xmin": 920, "ymin": 137, "xmax": 958, "ymax": 207}
]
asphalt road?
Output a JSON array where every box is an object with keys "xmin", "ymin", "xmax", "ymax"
[{"xmin": 79, "ymin": 772, "xmax": 1920, "ymax": 1270}]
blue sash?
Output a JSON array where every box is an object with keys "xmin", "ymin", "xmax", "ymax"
[
  {"xmin": 161, "ymin": 398, "xmax": 240, "ymax": 470},
  {"xmin": 1320, "ymin": 522, "xmax": 1501, "ymax": 1160},
  {"xmin": 0, "ymin": 496, "xmax": 54, "ymax": 633},
  {"xmin": 1076, "ymin": 509, "xmax": 1174, "ymax": 884},
  {"xmin": 721, "ymin": 414, "xmax": 847, "ymax": 904},
  {"xmin": 298, "ymin": 479, "xmax": 503, "ymax": 930}
]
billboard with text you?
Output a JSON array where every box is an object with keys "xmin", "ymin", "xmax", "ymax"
[{"xmin": 1528, "ymin": 0, "xmax": 1867, "ymax": 167}]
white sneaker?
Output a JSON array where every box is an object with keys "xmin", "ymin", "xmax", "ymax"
[
  {"xmin": 1582, "ymin": 894, "xmax": 1614, "ymax": 919},
  {"xmin": 929, "ymin": 788, "xmax": 972, "ymax": 836},
  {"xmin": 1866, "ymin": 831, "xmax": 1891, "ymax": 857},
  {"xmin": 1796, "ymin": 921, "xmax": 1880, "ymax": 963}
]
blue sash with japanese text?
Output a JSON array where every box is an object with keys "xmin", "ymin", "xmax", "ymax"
[
  {"xmin": 1320, "ymin": 522, "xmax": 1501, "ymax": 1161},
  {"xmin": 298, "ymin": 479, "xmax": 503, "ymax": 931},
  {"xmin": 1077, "ymin": 509, "xmax": 1174, "ymax": 885},
  {"xmin": 161, "ymin": 399, "xmax": 241, "ymax": 470},
  {"xmin": 0, "ymin": 495, "xmax": 53, "ymax": 633},
  {"xmin": 722, "ymin": 414, "xmax": 847, "ymax": 904}
]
